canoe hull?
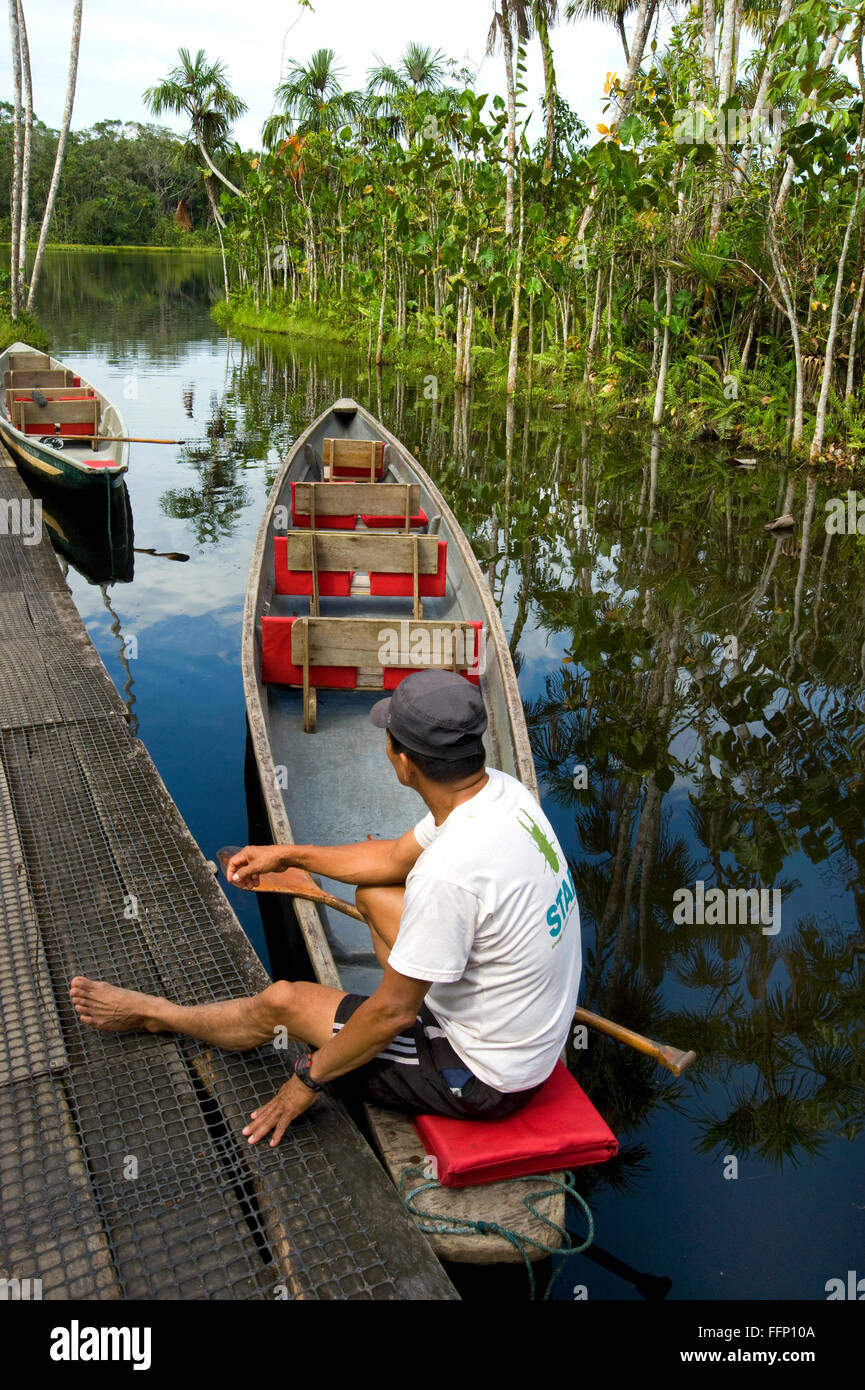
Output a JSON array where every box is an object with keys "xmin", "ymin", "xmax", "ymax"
[{"xmin": 241, "ymin": 399, "xmax": 563, "ymax": 1264}]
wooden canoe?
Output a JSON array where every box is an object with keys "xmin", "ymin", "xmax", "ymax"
[
  {"xmin": 0, "ymin": 342, "xmax": 128, "ymax": 490},
  {"xmin": 241, "ymin": 398, "xmax": 566, "ymax": 1265}
]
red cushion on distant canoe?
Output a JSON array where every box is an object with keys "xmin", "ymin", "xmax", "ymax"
[
  {"xmin": 412, "ymin": 1061, "xmax": 618, "ymax": 1187},
  {"xmin": 260, "ymin": 615, "xmax": 357, "ymax": 688},
  {"xmin": 362, "ymin": 508, "xmax": 428, "ymax": 529},
  {"xmin": 332, "ymin": 462, "xmax": 385, "ymax": 480},
  {"xmin": 369, "ymin": 539, "xmax": 447, "ymax": 598},
  {"xmin": 290, "ymin": 480, "xmax": 357, "ymax": 530},
  {"xmin": 273, "ymin": 537, "xmax": 353, "ymax": 597}
]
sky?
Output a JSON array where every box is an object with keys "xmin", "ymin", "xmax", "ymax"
[{"xmin": 3, "ymin": 0, "xmax": 664, "ymax": 151}]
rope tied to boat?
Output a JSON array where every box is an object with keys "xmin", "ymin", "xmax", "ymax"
[{"xmin": 397, "ymin": 1165, "xmax": 594, "ymax": 1300}]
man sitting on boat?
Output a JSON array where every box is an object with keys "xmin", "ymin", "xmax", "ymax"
[{"xmin": 69, "ymin": 670, "xmax": 580, "ymax": 1147}]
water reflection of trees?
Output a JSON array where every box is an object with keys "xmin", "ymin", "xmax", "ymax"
[
  {"xmin": 161, "ymin": 388, "xmax": 250, "ymax": 544},
  {"xmin": 431, "ymin": 412, "xmax": 865, "ymax": 1173}
]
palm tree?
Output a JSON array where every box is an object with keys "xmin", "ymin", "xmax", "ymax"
[
  {"xmin": 366, "ymin": 42, "xmax": 450, "ymax": 139},
  {"xmin": 143, "ymin": 48, "xmax": 247, "ymax": 202},
  {"xmin": 368, "ymin": 42, "xmax": 448, "ymax": 95},
  {"xmin": 263, "ymin": 49, "xmax": 362, "ymax": 143}
]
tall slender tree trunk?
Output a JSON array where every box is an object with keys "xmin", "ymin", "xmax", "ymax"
[
  {"xmin": 375, "ymin": 233, "xmax": 388, "ymax": 367},
  {"xmin": 584, "ymin": 263, "xmax": 603, "ymax": 384},
  {"xmin": 507, "ymin": 167, "xmax": 524, "ymax": 395},
  {"xmin": 617, "ymin": 11, "xmax": 630, "ymax": 62},
  {"xmin": 845, "ymin": 262, "xmax": 865, "ymax": 399},
  {"xmin": 502, "ymin": 0, "xmax": 517, "ymax": 239},
  {"xmin": 766, "ymin": 216, "xmax": 804, "ymax": 447},
  {"xmin": 708, "ymin": 0, "xmax": 743, "ymax": 237},
  {"xmin": 8, "ymin": 0, "xmax": 23, "ymax": 318},
  {"xmin": 202, "ymin": 178, "xmax": 229, "ymax": 301},
  {"xmin": 702, "ymin": 0, "xmax": 716, "ymax": 92},
  {"xmin": 16, "ymin": 0, "xmax": 33, "ymax": 307},
  {"xmin": 615, "ymin": 0, "xmax": 657, "ymax": 126},
  {"xmin": 740, "ymin": 301, "xmax": 758, "ymax": 373},
  {"xmin": 27, "ymin": 0, "xmax": 83, "ymax": 313},
  {"xmin": 651, "ymin": 256, "xmax": 660, "ymax": 375},
  {"xmin": 454, "ymin": 287, "xmax": 466, "ymax": 385},
  {"xmin": 533, "ymin": 2, "xmax": 557, "ymax": 173},
  {"xmin": 811, "ymin": 178, "xmax": 864, "ymax": 460},
  {"xmin": 652, "ymin": 266, "xmax": 674, "ymax": 425}
]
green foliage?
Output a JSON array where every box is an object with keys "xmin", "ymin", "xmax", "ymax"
[{"xmin": 0, "ymin": 109, "xmax": 218, "ymax": 247}]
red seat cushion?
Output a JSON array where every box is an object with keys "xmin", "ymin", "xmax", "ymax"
[
  {"xmin": 13, "ymin": 393, "xmax": 94, "ymax": 402},
  {"xmin": 290, "ymin": 481, "xmax": 357, "ymax": 530},
  {"xmin": 333, "ymin": 463, "xmax": 385, "ymax": 480},
  {"xmin": 24, "ymin": 422, "xmax": 93, "ymax": 436},
  {"xmin": 273, "ymin": 537, "xmax": 353, "ymax": 597},
  {"xmin": 362, "ymin": 507, "xmax": 428, "ymax": 530},
  {"xmin": 369, "ymin": 539, "xmax": 447, "ymax": 599},
  {"xmin": 412, "ymin": 1061, "xmax": 618, "ymax": 1187},
  {"xmin": 260, "ymin": 616, "xmax": 357, "ymax": 688}
]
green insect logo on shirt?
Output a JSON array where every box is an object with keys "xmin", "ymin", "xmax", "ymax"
[{"xmin": 517, "ymin": 809, "xmax": 560, "ymax": 873}]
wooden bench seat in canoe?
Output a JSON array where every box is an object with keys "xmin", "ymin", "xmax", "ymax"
[
  {"xmin": 273, "ymin": 530, "xmax": 447, "ymax": 618},
  {"xmin": 290, "ymin": 480, "xmax": 428, "ymax": 531},
  {"xmin": 4, "ymin": 369, "xmax": 79, "ymax": 390},
  {"xmin": 260, "ymin": 615, "xmax": 483, "ymax": 731},
  {"xmin": 6, "ymin": 351, "xmax": 52, "ymax": 371},
  {"xmin": 322, "ymin": 436, "xmax": 386, "ymax": 480},
  {"xmin": 15, "ymin": 397, "xmax": 99, "ymax": 440}
]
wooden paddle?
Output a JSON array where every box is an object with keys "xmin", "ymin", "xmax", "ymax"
[
  {"xmin": 217, "ymin": 847, "xmax": 696, "ymax": 1077},
  {"xmin": 89, "ymin": 435, "xmax": 190, "ymax": 444}
]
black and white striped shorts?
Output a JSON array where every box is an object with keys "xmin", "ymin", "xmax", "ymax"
[{"xmin": 330, "ymin": 993, "xmax": 542, "ymax": 1120}]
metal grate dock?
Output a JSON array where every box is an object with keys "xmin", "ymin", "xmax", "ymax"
[{"xmin": 0, "ymin": 453, "xmax": 456, "ymax": 1300}]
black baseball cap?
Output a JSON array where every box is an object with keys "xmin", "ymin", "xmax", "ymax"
[{"xmin": 370, "ymin": 669, "xmax": 487, "ymax": 760}]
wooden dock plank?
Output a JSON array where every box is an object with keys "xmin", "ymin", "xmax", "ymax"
[
  {"xmin": 0, "ymin": 759, "xmax": 66, "ymax": 1088},
  {"xmin": 0, "ymin": 1076, "xmax": 121, "ymax": 1300}
]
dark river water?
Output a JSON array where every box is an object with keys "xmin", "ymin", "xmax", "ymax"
[{"xmin": 30, "ymin": 248, "xmax": 864, "ymax": 1302}]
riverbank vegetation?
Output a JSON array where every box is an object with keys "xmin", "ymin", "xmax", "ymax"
[
  {"xmin": 0, "ymin": 111, "xmax": 219, "ymax": 251},
  {"xmin": 142, "ymin": 4, "xmax": 865, "ymax": 462}
]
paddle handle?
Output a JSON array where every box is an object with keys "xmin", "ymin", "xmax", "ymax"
[
  {"xmin": 90, "ymin": 435, "xmax": 186, "ymax": 444},
  {"xmin": 572, "ymin": 1007, "xmax": 696, "ymax": 1076}
]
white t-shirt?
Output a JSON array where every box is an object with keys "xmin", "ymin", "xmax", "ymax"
[{"xmin": 387, "ymin": 768, "xmax": 581, "ymax": 1091}]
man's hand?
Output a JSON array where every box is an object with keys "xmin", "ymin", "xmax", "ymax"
[
  {"xmin": 226, "ymin": 844, "xmax": 291, "ymax": 888},
  {"xmin": 242, "ymin": 1075, "xmax": 318, "ymax": 1146}
]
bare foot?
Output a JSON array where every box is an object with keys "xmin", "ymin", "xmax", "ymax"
[{"xmin": 69, "ymin": 976, "xmax": 166, "ymax": 1034}]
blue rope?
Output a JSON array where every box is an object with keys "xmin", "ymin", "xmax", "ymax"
[{"xmin": 398, "ymin": 1166, "xmax": 594, "ymax": 1300}]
